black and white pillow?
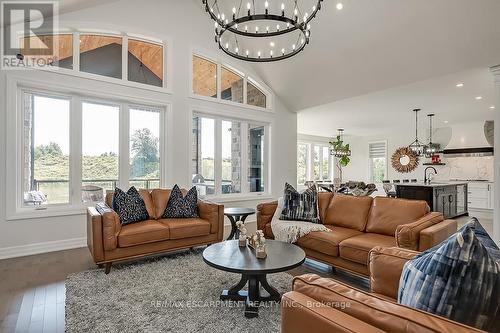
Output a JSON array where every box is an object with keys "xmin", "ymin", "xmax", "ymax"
[
  {"xmin": 112, "ymin": 187, "xmax": 149, "ymax": 225},
  {"xmin": 162, "ymin": 185, "xmax": 199, "ymax": 218},
  {"xmin": 279, "ymin": 182, "xmax": 320, "ymax": 223}
]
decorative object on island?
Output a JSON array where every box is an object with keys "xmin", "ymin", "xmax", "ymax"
[
  {"xmin": 391, "ymin": 147, "xmax": 419, "ymax": 173},
  {"xmin": 424, "ymin": 113, "xmax": 441, "ymax": 158},
  {"xmin": 329, "ymin": 128, "xmax": 351, "ymax": 187},
  {"xmin": 407, "ymin": 108, "xmax": 427, "ymax": 156},
  {"xmin": 201, "ymin": 0, "xmax": 324, "ymax": 62},
  {"xmin": 247, "ymin": 230, "xmax": 267, "ymax": 258}
]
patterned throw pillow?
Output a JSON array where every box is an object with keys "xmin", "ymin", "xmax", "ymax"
[
  {"xmin": 398, "ymin": 218, "xmax": 500, "ymax": 331},
  {"xmin": 162, "ymin": 185, "xmax": 199, "ymax": 218},
  {"xmin": 112, "ymin": 187, "xmax": 149, "ymax": 225},
  {"xmin": 279, "ymin": 182, "xmax": 320, "ymax": 223}
]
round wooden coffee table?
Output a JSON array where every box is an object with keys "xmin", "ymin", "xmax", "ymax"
[
  {"xmin": 224, "ymin": 207, "xmax": 256, "ymax": 240},
  {"xmin": 203, "ymin": 240, "xmax": 305, "ymax": 318}
]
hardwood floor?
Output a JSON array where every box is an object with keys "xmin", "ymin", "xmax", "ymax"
[{"xmin": 0, "ymin": 242, "xmax": 368, "ymax": 333}]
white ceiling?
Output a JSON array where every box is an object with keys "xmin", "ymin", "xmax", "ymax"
[
  {"xmin": 297, "ymin": 67, "xmax": 497, "ymax": 137},
  {"xmin": 247, "ymin": 0, "xmax": 500, "ymax": 113}
]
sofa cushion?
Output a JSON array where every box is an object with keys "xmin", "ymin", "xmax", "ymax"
[
  {"xmin": 365, "ymin": 197, "xmax": 429, "ymax": 236},
  {"xmin": 280, "ymin": 183, "xmax": 320, "ymax": 223},
  {"xmin": 118, "ymin": 219, "xmax": 170, "ymax": 247},
  {"xmin": 112, "ymin": 187, "xmax": 150, "ymax": 225},
  {"xmin": 159, "ymin": 218, "xmax": 210, "ymax": 239},
  {"xmin": 162, "ymin": 185, "xmax": 199, "ymax": 218},
  {"xmin": 339, "ymin": 233, "xmax": 396, "ymax": 265},
  {"xmin": 297, "ymin": 226, "xmax": 362, "ymax": 257},
  {"xmin": 323, "ymin": 194, "xmax": 373, "ymax": 231},
  {"xmin": 398, "ymin": 218, "xmax": 500, "ymax": 332}
]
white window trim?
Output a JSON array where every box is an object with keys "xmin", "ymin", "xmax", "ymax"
[
  {"xmin": 298, "ymin": 141, "xmax": 334, "ymax": 183},
  {"xmin": 368, "ymin": 140, "xmax": 388, "ymax": 183},
  {"xmin": 190, "ymin": 108, "xmax": 272, "ymax": 201},
  {"xmin": 5, "ymin": 75, "xmax": 171, "ymax": 220},
  {"xmin": 20, "ymin": 30, "xmax": 172, "ymax": 94},
  {"xmin": 189, "ymin": 52, "xmax": 273, "ymax": 112}
]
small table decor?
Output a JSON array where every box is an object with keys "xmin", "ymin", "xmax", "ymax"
[{"xmin": 236, "ymin": 222, "xmax": 267, "ymax": 258}]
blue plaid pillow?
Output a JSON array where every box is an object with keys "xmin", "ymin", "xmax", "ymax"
[{"xmin": 398, "ymin": 218, "xmax": 500, "ymax": 331}]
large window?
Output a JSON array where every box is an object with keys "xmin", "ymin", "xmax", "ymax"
[
  {"xmin": 192, "ymin": 114, "xmax": 268, "ymax": 197},
  {"xmin": 192, "ymin": 54, "xmax": 269, "ymax": 109},
  {"xmin": 297, "ymin": 142, "xmax": 332, "ymax": 185},
  {"xmin": 369, "ymin": 141, "xmax": 387, "ymax": 183},
  {"xmin": 22, "ymin": 93, "xmax": 70, "ymax": 205},
  {"xmin": 20, "ymin": 32, "xmax": 165, "ymax": 88},
  {"xmin": 20, "ymin": 89, "xmax": 165, "ymax": 207}
]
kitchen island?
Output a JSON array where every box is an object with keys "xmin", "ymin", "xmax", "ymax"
[{"xmin": 395, "ymin": 182, "xmax": 468, "ymax": 219}]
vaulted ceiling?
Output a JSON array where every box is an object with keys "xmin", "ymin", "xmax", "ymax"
[{"xmin": 245, "ymin": 0, "xmax": 500, "ymax": 112}]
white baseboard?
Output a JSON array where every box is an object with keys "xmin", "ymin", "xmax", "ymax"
[{"xmin": 0, "ymin": 237, "xmax": 87, "ymax": 260}]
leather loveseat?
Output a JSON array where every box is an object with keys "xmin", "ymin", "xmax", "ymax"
[
  {"xmin": 87, "ymin": 188, "xmax": 224, "ymax": 273},
  {"xmin": 257, "ymin": 193, "xmax": 457, "ymax": 276},
  {"xmin": 281, "ymin": 246, "xmax": 485, "ymax": 333}
]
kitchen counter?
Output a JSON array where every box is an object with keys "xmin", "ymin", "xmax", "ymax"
[{"xmin": 394, "ymin": 181, "xmax": 468, "ymax": 188}]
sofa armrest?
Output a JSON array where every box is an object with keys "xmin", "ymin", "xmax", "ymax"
[
  {"xmin": 256, "ymin": 200, "xmax": 277, "ymax": 237},
  {"xmin": 368, "ymin": 246, "xmax": 419, "ymax": 299},
  {"xmin": 395, "ymin": 212, "xmax": 444, "ymax": 250},
  {"xmin": 418, "ymin": 219, "xmax": 457, "ymax": 251},
  {"xmin": 281, "ymin": 291, "xmax": 384, "ymax": 333},
  {"xmin": 95, "ymin": 202, "xmax": 121, "ymax": 251},
  {"xmin": 198, "ymin": 200, "xmax": 224, "ymax": 240},
  {"xmin": 87, "ymin": 206, "xmax": 105, "ymax": 263}
]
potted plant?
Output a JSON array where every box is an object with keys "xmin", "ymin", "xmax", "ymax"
[{"xmin": 329, "ymin": 129, "xmax": 351, "ymax": 187}]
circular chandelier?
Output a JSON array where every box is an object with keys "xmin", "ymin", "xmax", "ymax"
[{"xmin": 202, "ymin": 0, "xmax": 323, "ymax": 62}]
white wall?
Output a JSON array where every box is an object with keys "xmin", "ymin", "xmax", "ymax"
[
  {"xmin": 0, "ymin": 0, "xmax": 297, "ymax": 257},
  {"xmin": 491, "ymin": 65, "xmax": 500, "ymax": 245}
]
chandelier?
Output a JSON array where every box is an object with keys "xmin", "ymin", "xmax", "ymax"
[
  {"xmin": 424, "ymin": 113, "xmax": 441, "ymax": 157},
  {"xmin": 330, "ymin": 128, "xmax": 351, "ymax": 157},
  {"xmin": 408, "ymin": 108, "xmax": 426, "ymax": 157},
  {"xmin": 202, "ymin": 0, "xmax": 323, "ymax": 62}
]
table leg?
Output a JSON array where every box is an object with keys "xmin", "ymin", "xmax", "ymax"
[
  {"xmin": 245, "ymin": 275, "xmax": 260, "ymax": 318},
  {"xmin": 226, "ymin": 215, "xmax": 237, "ymax": 240},
  {"xmin": 258, "ymin": 274, "xmax": 281, "ymax": 302},
  {"xmin": 220, "ymin": 274, "xmax": 248, "ymax": 301}
]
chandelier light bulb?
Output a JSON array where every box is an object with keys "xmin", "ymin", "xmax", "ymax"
[
  {"xmin": 246, "ymin": 49, "xmax": 249, "ymax": 56},
  {"xmin": 214, "ymin": 21, "xmax": 218, "ymax": 28},
  {"xmin": 292, "ymin": 44, "xmax": 296, "ymax": 50},
  {"xmin": 232, "ymin": 7, "xmax": 236, "ymax": 14},
  {"xmin": 276, "ymin": 24, "xmax": 280, "ymax": 31},
  {"xmin": 307, "ymin": 23, "xmax": 311, "ymax": 30},
  {"xmin": 270, "ymin": 41, "xmax": 275, "ymax": 47},
  {"xmin": 247, "ymin": 2, "xmax": 251, "ymax": 9},
  {"xmin": 225, "ymin": 42, "xmax": 229, "ymax": 49},
  {"xmin": 287, "ymin": 22, "xmax": 290, "ymax": 28},
  {"xmin": 235, "ymin": 23, "xmax": 238, "ymax": 29},
  {"xmin": 217, "ymin": 13, "xmax": 220, "ymax": 19},
  {"xmin": 258, "ymin": 51, "xmax": 261, "ymax": 58},
  {"xmin": 312, "ymin": 5, "xmax": 316, "ymax": 11},
  {"xmin": 255, "ymin": 26, "xmax": 259, "ymax": 33},
  {"xmin": 225, "ymin": 19, "xmax": 228, "ymax": 24},
  {"xmin": 221, "ymin": 13, "xmax": 225, "ymax": 20},
  {"xmin": 294, "ymin": 8, "xmax": 298, "ymax": 16},
  {"xmin": 281, "ymin": 48, "xmax": 285, "ymax": 55},
  {"xmin": 270, "ymin": 50, "xmax": 273, "ymax": 57},
  {"xmin": 265, "ymin": 1, "xmax": 268, "ymax": 9},
  {"xmin": 336, "ymin": 2, "xmax": 343, "ymax": 10},
  {"xmin": 245, "ymin": 25, "xmax": 248, "ymax": 32},
  {"xmin": 235, "ymin": 47, "xmax": 239, "ymax": 53},
  {"xmin": 266, "ymin": 26, "xmax": 269, "ymax": 33}
]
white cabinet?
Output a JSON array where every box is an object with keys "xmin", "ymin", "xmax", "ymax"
[{"xmin": 468, "ymin": 182, "xmax": 494, "ymax": 210}]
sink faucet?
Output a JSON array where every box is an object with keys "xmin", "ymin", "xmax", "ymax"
[{"xmin": 424, "ymin": 166, "xmax": 437, "ymax": 184}]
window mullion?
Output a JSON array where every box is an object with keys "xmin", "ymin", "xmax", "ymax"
[
  {"xmin": 70, "ymin": 96, "xmax": 82, "ymax": 204},
  {"xmin": 159, "ymin": 108, "xmax": 167, "ymax": 188},
  {"xmin": 216, "ymin": 64, "xmax": 222, "ymax": 100},
  {"xmin": 73, "ymin": 32, "xmax": 80, "ymax": 72},
  {"xmin": 240, "ymin": 122, "xmax": 249, "ymax": 194},
  {"xmin": 119, "ymin": 103, "xmax": 130, "ymax": 189},
  {"xmin": 122, "ymin": 35, "xmax": 128, "ymax": 81},
  {"xmin": 263, "ymin": 125, "xmax": 270, "ymax": 193},
  {"xmin": 243, "ymin": 77, "xmax": 248, "ymax": 104},
  {"xmin": 214, "ymin": 118, "xmax": 222, "ymax": 195}
]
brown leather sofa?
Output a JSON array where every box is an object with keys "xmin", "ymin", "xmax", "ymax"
[
  {"xmin": 87, "ymin": 188, "xmax": 224, "ymax": 273},
  {"xmin": 257, "ymin": 194, "xmax": 457, "ymax": 276},
  {"xmin": 281, "ymin": 246, "xmax": 485, "ymax": 333}
]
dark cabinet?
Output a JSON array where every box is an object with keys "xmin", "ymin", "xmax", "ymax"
[{"xmin": 396, "ymin": 184, "xmax": 468, "ymax": 219}]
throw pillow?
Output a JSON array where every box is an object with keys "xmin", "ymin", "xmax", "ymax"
[
  {"xmin": 279, "ymin": 182, "xmax": 320, "ymax": 223},
  {"xmin": 112, "ymin": 187, "xmax": 149, "ymax": 225},
  {"xmin": 162, "ymin": 185, "xmax": 199, "ymax": 218},
  {"xmin": 398, "ymin": 218, "xmax": 500, "ymax": 331}
]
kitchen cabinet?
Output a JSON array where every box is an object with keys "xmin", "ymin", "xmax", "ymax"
[
  {"xmin": 468, "ymin": 182, "xmax": 494, "ymax": 210},
  {"xmin": 395, "ymin": 182, "xmax": 468, "ymax": 219}
]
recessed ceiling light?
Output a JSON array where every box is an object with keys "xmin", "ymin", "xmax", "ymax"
[
  {"xmin": 456, "ymin": 83, "xmax": 464, "ymax": 87},
  {"xmin": 336, "ymin": 3, "xmax": 343, "ymax": 10},
  {"xmin": 444, "ymin": 120, "xmax": 449, "ymax": 124},
  {"xmin": 475, "ymin": 96, "xmax": 483, "ymax": 100},
  {"xmin": 490, "ymin": 106, "xmax": 496, "ymax": 109}
]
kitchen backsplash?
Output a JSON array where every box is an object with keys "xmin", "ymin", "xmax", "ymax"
[{"xmin": 433, "ymin": 156, "xmax": 494, "ymax": 181}]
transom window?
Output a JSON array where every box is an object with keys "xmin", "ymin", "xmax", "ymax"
[
  {"xmin": 21, "ymin": 89, "xmax": 165, "ymax": 207},
  {"xmin": 192, "ymin": 54, "xmax": 269, "ymax": 109},
  {"xmin": 192, "ymin": 114, "xmax": 268, "ymax": 197},
  {"xmin": 21, "ymin": 33, "xmax": 165, "ymax": 88}
]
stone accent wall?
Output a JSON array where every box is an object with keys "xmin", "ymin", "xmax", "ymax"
[{"xmin": 230, "ymin": 122, "xmax": 241, "ymax": 193}]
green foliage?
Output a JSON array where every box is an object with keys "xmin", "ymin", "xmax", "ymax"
[
  {"xmin": 130, "ymin": 128, "xmax": 159, "ymax": 178},
  {"xmin": 34, "ymin": 142, "xmax": 63, "ymax": 159},
  {"xmin": 329, "ymin": 135, "xmax": 351, "ymax": 167}
]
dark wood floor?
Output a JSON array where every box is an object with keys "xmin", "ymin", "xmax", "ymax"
[{"xmin": 0, "ymin": 245, "xmax": 368, "ymax": 333}]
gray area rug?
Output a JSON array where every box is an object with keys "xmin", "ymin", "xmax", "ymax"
[{"xmin": 66, "ymin": 249, "xmax": 293, "ymax": 332}]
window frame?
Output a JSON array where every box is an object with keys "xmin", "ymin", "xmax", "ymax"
[
  {"xmin": 297, "ymin": 141, "xmax": 334, "ymax": 185},
  {"xmin": 7, "ymin": 80, "xmax": 169, "ymax": 220},
  {"xmin": 368, "ymin": 140, "xmax": 388, "ymax": 183},
  {"xmin": 20, "ymin": 30, "xmax": 170, "ymax": 93},
  {"xmin": 190, "ymin": 52, "xmax": 272, "ymax": 111},
  {"xmin": 191, "ymin": 111, "xmax": 271, "ymax": 200}
]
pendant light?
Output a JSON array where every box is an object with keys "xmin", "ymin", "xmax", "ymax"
[
  {"xmin": 424, "ymin": 113, "xmax": 441, "ymax": 157},
  {"xmin": 408, "ymin": 108, "xmax": 426, "ymax": 157},
  {"xmin": 330, "ymin": 128, "xmax": 351, "ymax": 157}
]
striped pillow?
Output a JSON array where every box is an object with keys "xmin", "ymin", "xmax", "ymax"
[
  {"xmin": 279, "ymin": 183, "xmax": 320, "ymax": 223},
  {"xmin": 398, "ymin": 218, "xmax": 500, "ymax": 331}
]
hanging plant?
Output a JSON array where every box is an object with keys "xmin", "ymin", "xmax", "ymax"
[{"xmin": 329, "ymin": 135, "xmax": 351, "ymax": 167}]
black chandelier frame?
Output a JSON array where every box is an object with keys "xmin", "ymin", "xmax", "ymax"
[{"xmin": 202, "ymin": 0, "xmax": 323, "ymax": 62}]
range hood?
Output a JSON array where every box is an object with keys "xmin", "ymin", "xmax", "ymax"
[{"xmin": 442, "ymin": 121, "xmax": 494, "ymax": 157}]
